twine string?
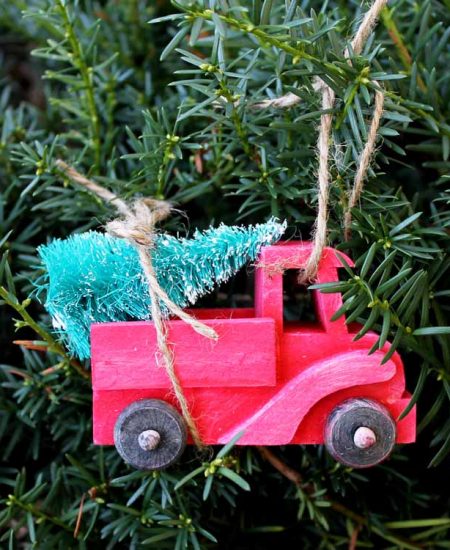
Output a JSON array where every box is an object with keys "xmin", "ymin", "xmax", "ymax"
[
  {"xmin": 344, "ymin": 87, "xmax": 384, "ymax": 240},
  {"xmin": 57, "ymin": 160, "xmax": 217, "ymax": 448},
  {"xmin": 57, "ymin": 161, "xmax": 129, "ymax": 216},
  {"xmin": 301, "ymin": 83, "xmax": 335, "ymax": 282},
  {"xmin": 300, "ymin": 0, "xmax": 387, "ymax": 282},
  {"xmin": 347, "ymin": 0, "xmax": 389, "ymax": 57}
]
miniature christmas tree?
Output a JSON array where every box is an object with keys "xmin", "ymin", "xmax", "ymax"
[{"xmin": 37, "ymin": 219, "xmax": 286, "ymax": 358}]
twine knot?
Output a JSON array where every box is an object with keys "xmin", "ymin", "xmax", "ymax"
[{"xmin": 106, "ymin": 199, "xmax": 171, "ymax": 247}]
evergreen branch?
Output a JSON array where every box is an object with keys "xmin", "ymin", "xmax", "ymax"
[
  {"xmin": 258, "ymin": 447, "xmax": 424, "ymax": 549},
  {"xmin": 6, "ymin": 494, "xmax": 73, "ymax": 533},
  {"xmin": 257, "ymin": 446, "xmax": 304, "ymax": 486},
  {"xmin": 181, "ymin": 7, "xmax": 340, "ymax": 75},
  {"xmin": 396, "ymin": 97, "xmax": 450, "ymax": 139},
  {"xmin": 1, "ymin": 0, "xmax": 449, "ymax": 546},
  {"xmin": 156, "ymin": 133, "xmax": 181, "ymax": 198},
  {"xmin": 216, "ymin": 80, "xmax": 253, "ymax": 157},
  {"xmin": 380, "ymin": 8, "xmax": 427, "ymax": 93},
  {"xmin": 54, "ymin": 0, "xmax": 102, "ymax": 173},
  {"xmin": 0, "ymin": 286, "xmax": 89, "ymax": 380}
]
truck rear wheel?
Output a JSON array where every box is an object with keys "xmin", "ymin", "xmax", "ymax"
[
  {"xmin": 114, "ymin": 399, "xmax": 187, "ymax": 470},
  {"xmin": 324, "ymin": 398, "xmax": 396, "ymax": 468}
]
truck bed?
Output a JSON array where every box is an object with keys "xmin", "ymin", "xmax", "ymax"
[{"xmin": 91, "ymin": 315, "xmax": 277, "ymax": 390}]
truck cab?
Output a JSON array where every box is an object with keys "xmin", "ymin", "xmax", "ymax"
[{"xmin": 91, "ymin": 242, "xmax": 416, "ymax": 470}]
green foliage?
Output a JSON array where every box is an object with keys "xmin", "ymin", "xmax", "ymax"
[{"xmin": 0, "ymin": 0, "xmax": 449, "ymax": 548}]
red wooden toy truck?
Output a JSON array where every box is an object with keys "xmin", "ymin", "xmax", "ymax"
[{"xmin": 91, "ymin": 242, "xmax": 416, "ymax": 470}]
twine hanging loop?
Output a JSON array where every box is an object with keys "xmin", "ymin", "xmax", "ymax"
[{"xmin": 299, "ymin": 0, "xmax": 388, "ymax": 281}]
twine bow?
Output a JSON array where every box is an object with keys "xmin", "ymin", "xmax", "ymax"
[{"xmin": 57, "ymin": 160, "xmax": 217, "ymax": 448}]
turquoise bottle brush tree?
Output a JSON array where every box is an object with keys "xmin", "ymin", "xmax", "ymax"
[{"xmin": 36, "ymin": 216, "xmax": 286, "ymax": 359}]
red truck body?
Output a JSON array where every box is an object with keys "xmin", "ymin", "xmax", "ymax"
[{"xmin": 91, "ymin": 242, "xmax": 416, "ymax": 447}]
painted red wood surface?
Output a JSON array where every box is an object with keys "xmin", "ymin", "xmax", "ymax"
[
  {"xmin": 91, "ymin": 318, "xmax": 277, "ymax": 389},
  {"xmin": 91, "ymin": 242, "xmax": 416, "ymax": 447}
]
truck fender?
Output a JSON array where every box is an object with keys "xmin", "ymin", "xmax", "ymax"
[{"xmin": 218, "ymin": 350, "xmax": 399, "ymax": 445}]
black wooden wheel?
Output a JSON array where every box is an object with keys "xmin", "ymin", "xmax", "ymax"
[
  {"xmin": 114, "ymin": 399, "xmax": 187, "ymax": 470},
  {"xmin": 324, "ymin": 398, "xmax": 396, "ymax": 468}
]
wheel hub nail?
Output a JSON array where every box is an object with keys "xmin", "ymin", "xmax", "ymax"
[
  {"xmin": 353, "ymin": 427, "xmax": 376, "ymax": 449},
  {"xmin": 138, "ymin": 429, "xmax": 161, "ymax": 451}
]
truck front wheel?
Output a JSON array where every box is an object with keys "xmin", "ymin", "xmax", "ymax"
[
  {"xmin": 114, "ymin": 399, "xmax": 187, "ymax": 470},
  {"xmin": 324, "ymin": 398, "xmax": 396, "ymax": 468}
]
